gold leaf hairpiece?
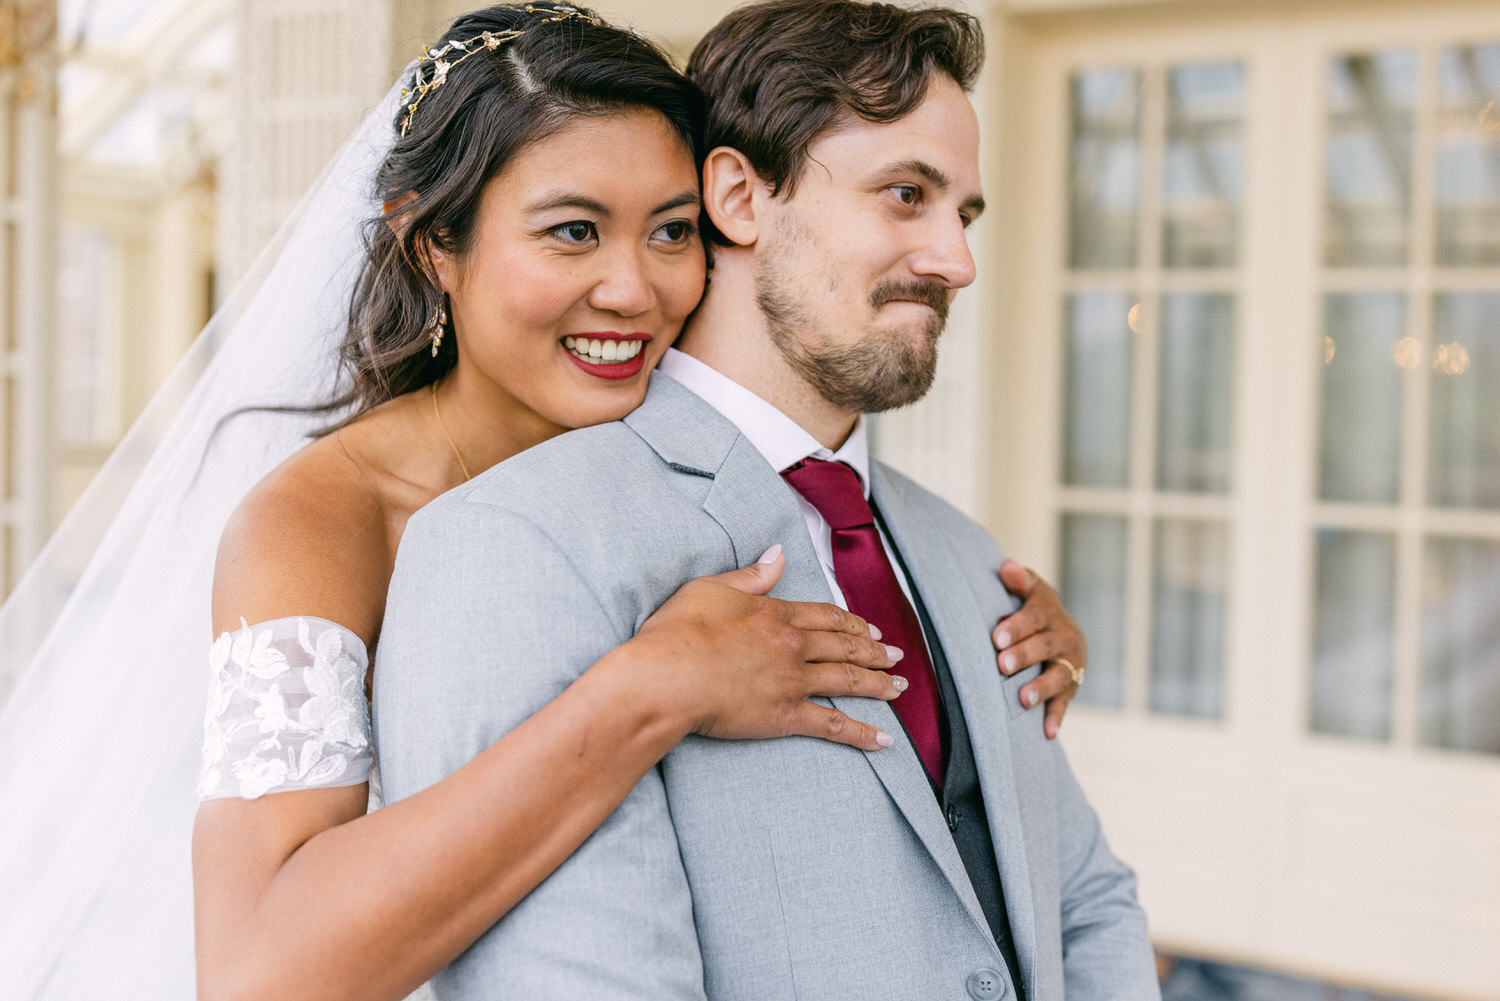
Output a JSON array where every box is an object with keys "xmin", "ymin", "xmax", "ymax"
[{"xmin": 398, "ymin": 5, "xmax": 603, "ymax": 137}]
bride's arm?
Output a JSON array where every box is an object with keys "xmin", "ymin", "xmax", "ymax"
[{"xmin": 192, "ymin": 480, "xmax": 902, "ymax": 1001}]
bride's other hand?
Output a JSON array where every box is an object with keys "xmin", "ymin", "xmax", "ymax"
[
  {"xmin": 626, "ymin": 545, "xmax": 905, "ymax": 752},
  {"xmin": 991, "ymin": 558, "xmax": 1087, "ymax": 739}
]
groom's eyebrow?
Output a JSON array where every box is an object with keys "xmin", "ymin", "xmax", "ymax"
[{"xmin": 525, "ymin": 190, "xmax": 701, "ymax": 217}]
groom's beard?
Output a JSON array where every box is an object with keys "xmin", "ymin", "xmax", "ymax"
[{"xmin": 756, "ymin": 256, "xmax": 947, "ymax": 415}]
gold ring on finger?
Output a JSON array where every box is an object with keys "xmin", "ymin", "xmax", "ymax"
[{"xmin": 1054, "ymin": 657, "xmax": 1084, "ymax": 688}]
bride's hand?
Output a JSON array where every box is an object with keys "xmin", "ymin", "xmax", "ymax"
[
  {"xmin": 992, "ymin": 558, "xmax": 1087, "ymax": 738},
  {"xmin": 628, "ymin": 545, "xmax": 906, "ymax": 752}
]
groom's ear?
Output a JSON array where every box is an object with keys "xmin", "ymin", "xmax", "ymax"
[{"xmin": 701, "ymin": 147, "xmax": 765, "ymax": 247}]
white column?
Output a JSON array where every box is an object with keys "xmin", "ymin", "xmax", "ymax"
[
  {"xmin": 0, "ymin": 0, "xmax": 56, "ymax": 702},
  {"xmin": 217, "ymin": 0, "xmax": 395, "ymax": 296},
  {"xmin": 0, "ymin": 0, "xmax": 57, "ymax": 602}
]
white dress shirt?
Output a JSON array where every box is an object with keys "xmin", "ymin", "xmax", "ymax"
[{"xmin": 656, "ymin": 349, "xmax": 925, "ymax": 621}]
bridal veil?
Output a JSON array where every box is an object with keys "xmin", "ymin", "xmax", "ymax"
[{"xmin": 0, "ymin": 78, "xmax": 404, "ymax": 999}]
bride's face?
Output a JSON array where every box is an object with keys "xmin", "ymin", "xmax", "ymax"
[{"xmin": 434, "ymin": 107, "xmax": 705, "ymax": 432}]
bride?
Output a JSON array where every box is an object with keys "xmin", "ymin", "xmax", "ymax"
[{"xmin": 0, "ymin": 5, "xmax": 1086, "ymax": 1000}]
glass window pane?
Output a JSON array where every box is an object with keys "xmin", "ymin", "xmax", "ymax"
[
  {"xmin": 1157, "ymin": 292, "xmax": 1235, "ymax": 493},
  {"xmin": 1149, "ymin": 519, "xmax": 1227, "ymax": 718},
  {"xmin": 1420, "ymin": 537, "xmax": 1500, "ymax": 755},
  {"xmin": 1428, "ymin": 292, "xmax": 1500, "ymax": 509},
  {"xmin": 1069, "ymin": 68, "xmax": 1141, "ymax": 269},
  {"xmin": 1163, "ymin": 61, "xmax": 1245, "ymax": 268},
  {"xmin": 1310, "ymin": 529, "xmax": 1395, "ymax": 741},
  {"xmin": 1063, "ymin": 291, "xmax": 1134, "ymax": 487},
  {"xmin": 1059, "ymin": 513, "xmax": 1127, "ymax": 708},
  {"xmin": 1319, "ymin": 292, "xmax": 1406, "ymax": 503},
  {"xmin": 1435, "ymin": 44, "xmax": 1500, "ymax": 265},
  {"xmin": 1325, "ymin": 50, "xmax": 1417, "ymax": 266}
]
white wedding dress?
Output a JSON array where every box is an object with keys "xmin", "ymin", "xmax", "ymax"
[
  {"xmin": 198, "ymin": 617, "xmax": 374, "ymax": 802},
  {"xmin": 0, "ymin": 76, "xmax": 433, "ymax": 1001}
]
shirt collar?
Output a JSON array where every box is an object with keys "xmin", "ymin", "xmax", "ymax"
[{"xmin": 656, "ymin": 348, "xmax": 871, "ymax": 497}]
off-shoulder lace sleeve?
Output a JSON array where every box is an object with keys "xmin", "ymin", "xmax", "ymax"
[{"xmin": 197, "ymin": 616, "xmax": 373, "ymax": 800}]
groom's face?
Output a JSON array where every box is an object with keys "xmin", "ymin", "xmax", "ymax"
[{"xmin": 753, "ymin": 74, "xmax": 984, "ymax": 415}]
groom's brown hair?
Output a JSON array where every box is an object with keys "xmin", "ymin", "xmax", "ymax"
[{"xmin": 686, "ymin": 0, "xmax": 983, "ymax": 242}]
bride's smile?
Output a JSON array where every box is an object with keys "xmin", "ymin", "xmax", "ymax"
[
  {"xmin": 427, "ymin": 107, "xmax": 705, "ymax": 435},
  {"xmin": 560, "ymin": 333, "xmax": 651, "ymax": 378}
]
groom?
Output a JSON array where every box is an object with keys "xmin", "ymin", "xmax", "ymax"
[{"xmin": 377, "ymin": 2, "xmax": 1157, "ymax": 999}]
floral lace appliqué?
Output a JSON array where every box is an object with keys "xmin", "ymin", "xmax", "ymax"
[{"xmin": 197, "ymin": 616, "xmax": 373, "ymax": 800}]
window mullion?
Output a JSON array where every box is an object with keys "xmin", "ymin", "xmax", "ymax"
[
  {"xmin": 1127, "ymin": 64, "xmax": 1166, "ymax": 715},
  {"xmin": 1392, "ymin": 44, "xmax": 1442, "ymax": 749}
]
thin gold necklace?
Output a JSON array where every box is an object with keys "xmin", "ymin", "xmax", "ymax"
[{"xmin": 430, "ymin": 379, "xmax": 472, "ymax": 481}]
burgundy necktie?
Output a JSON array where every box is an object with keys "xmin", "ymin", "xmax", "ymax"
[{"xmin": 781, "ymin": 458, "xmax": 946, "ymax": 785}]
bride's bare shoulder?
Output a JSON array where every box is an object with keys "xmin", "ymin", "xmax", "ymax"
[{"xmin": 212, "ymin": 426, "xmax": 391, "ymax": 642}]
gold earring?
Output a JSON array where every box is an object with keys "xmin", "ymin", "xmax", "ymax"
[{"xmin": 427, "ymin": 297, "xmax": 449, "ymax": 357}]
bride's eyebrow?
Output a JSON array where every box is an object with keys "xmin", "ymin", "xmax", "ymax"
[
  {"xmin": 652, "ymin": 191, "xmax": 701, "ymax": 215},
  {"xmin": 526, "ymin": 192, "xmax": 610, "ymax": 216},
  {"xmin": 523, "ymin": 190, "xmax": 701, "ymax": 217}
]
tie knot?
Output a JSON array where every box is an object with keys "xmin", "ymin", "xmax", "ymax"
[{"xmin": 781, "ymin": 458, "xmax": 873, "ymax": 531}]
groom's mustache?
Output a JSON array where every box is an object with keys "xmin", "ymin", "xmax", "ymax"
[{"xmin": 869, "ymin": 279, "xmax": 949, "ymax": 323}]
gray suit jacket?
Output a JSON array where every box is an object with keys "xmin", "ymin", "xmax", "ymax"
[{"xmin": 375, "ymin": 374, "xmax": 1158, "ymax": 1001}]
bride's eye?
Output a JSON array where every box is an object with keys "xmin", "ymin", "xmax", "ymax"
[
  {"xmin": 652, "ymin": 219, "xmax": 697, "ymax": 247},
  {"xmin": 551, "ymin": 221, "xmax": 597, "ymax": 244}
]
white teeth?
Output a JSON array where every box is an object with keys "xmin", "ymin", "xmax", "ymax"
[{"xmin": 563, "ymin": 337, "xmax": 645, "ymax": 365}]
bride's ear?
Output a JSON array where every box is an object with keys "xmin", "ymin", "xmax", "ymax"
[
  {"xmin": 701, "ymin": 147, "xmax": 765, "ymax": 247},
  {"xmin": 384, "ymin": 192, "xmax": 453, "ymax": 291},
  {"xmin": 421, "ymin": 235, "xmax": 454, "ymax": 292}
]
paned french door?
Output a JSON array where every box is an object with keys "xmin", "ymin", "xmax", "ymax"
[{"xmin": 993, "ymin": 3, "xmax": 1500, "ymax": 997}]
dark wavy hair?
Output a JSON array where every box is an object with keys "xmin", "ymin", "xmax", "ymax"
[
  {"xmin": 687, "ymin": 0, "xmax": 982, "ymax": 245},
  {"xmin": 320, "ymin": 3, "xmax": 702, "ymax": 424}
]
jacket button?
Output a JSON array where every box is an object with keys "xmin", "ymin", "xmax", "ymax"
[
  {"xmin": 966, "ymin": 968, "xmax": 1006, "ymax": 999},
  {"xmin": 946, "ymin": 804, "xmax": 961, "ymax": 831}
]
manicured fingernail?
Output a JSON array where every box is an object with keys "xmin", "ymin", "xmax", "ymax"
[
  {"xmin": 757, "ymin": 544, "xmax": 782, "ymax": 564},
  {"xmin": 1025, "ymin": 688, "xmax": 1040, "ymax": 707},
  {"xmin": 1001, "ymin": 653, "xmax": 1018, "ymax": 673},
  {"xmin": 995, "ymin": 630, "xmax": 1012, "ymax": 648},
  {"xmin": 890, "ymin": 674, "xmax": 909, "ymax": 693},
  {"xmin": 866, "ymin": 623, "xmax": 882, "ymax": 641},
  {"xmin": 884, "ymin": 644, "xmax": 904, "ymax": 664},
  {"xmin": 874, "ymin": 730, "xmax": 895, "ymax": 748}
]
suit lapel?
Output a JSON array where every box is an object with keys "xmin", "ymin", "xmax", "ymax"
[
  {"xmin": 702, "ymin": 446, "xmax": 998, "ymax": 953},
  {"xmin": 869, "ymin": 465, "xmax": 1040, "ymax": 983},
  {"xmin": 625, "ymin": 376, "xmax": 1011, "ymax": 955}
]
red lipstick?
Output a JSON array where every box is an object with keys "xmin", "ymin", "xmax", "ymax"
[{"xmin": 562, "ymin": 333, "xmax": 651, "ymax": 381}]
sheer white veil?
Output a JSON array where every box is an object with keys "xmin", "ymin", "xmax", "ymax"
[{"xmin": 0, "ymin": 76, "xmax": 407, "ymax": 999}]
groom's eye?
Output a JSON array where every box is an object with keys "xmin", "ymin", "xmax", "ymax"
[{"xmin": 890, "ymin": 184, "xmax": 920, "ymax": 206}]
